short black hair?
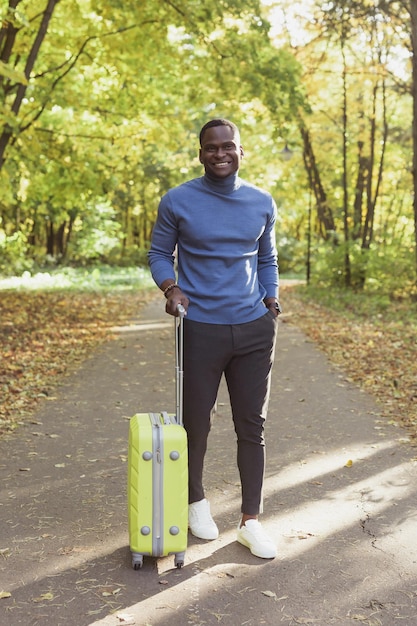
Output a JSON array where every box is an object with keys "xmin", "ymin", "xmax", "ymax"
[{"xmin": 199, "ymin": 118, "xmax": 240, "ymax": 146}]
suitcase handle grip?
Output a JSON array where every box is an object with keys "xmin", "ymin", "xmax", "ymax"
[{"xmin": 175, "ymin": 304, "xmax": 184, "ymax": 425}]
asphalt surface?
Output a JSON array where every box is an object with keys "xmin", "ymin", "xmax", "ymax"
[{"xmin": 1, "ymin": 294, "xmax": 417, "ymax": 626}]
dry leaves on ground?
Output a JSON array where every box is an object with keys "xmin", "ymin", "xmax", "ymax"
[
  {"xmin": 281, "ymin": 285, "xmax": 417, "ymax": 442},
  {"xmin": 0, "ymin": 289, "xmax": 155, "ymax": 434}
]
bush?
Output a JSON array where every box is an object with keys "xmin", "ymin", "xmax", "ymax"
[
  {"xmin": 277, "ymin": 234, "xmax": 308, "ymax": 276},
  {"xmin": 0, "ymin": 230, "xmax": 34, "ymax": 276},
  {"xmin": 66, "ymin": 200, "xmax": 122, "ymax": 263},
  {"xmin": 308, "ymin": 240, "xmax": 416, "ymax": 299}
]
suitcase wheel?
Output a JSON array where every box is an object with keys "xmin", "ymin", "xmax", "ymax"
[
  {"xmin": 132, "ymin": 554, "xmax": 143, "ymax": 570},
  {"xmin": 174, "ymin": 553, "xmax": 185, "ymax": 569}
]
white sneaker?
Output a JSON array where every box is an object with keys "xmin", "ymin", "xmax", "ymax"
[
  {"xmin": 237, "ymin": 519, "xmax": 277, "ymax": 559},
  {"xmin": 188, "ymin": 499, "xmax": 219, "ymax": 540}
]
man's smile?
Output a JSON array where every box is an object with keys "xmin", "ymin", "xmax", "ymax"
[{"xmin": 199, "ymin": 124, "xmax": 243, "ymax": 178}]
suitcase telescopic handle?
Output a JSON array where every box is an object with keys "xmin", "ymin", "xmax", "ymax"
[{"xmin": 175, "ymin": 304, "xmax": 185, "ymax": 425}]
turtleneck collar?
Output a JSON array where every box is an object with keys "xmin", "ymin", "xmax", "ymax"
[{"xmin": 202, "ymin": 172, "xmax": 241, "ymax": 194}]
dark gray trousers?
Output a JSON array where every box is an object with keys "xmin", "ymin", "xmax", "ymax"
[{"xmin": 182, "ymin": 311, "xmax": 278, "ymax": 516}]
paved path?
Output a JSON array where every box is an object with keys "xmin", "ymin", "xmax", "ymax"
[{"xmin": 1, "ymin": 296, "xmax": 417, "ymax": 626}]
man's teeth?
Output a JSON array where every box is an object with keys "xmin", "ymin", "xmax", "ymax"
[{"xmin": 215, "ymin": 162, "xmax": 229, "ymax": 167}]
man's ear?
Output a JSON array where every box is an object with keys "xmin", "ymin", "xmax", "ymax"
[
  {"xmin": 199, "ymin": 148, "xmax": 203, "ymax": 163},
  {"xmin": 240, "ymin": 146, "xmax": 244, "ymax": 158}
]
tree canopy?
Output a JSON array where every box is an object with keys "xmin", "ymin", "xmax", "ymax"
[{"xmin": 0, "ymin": 0, "xmax": 415, "ymax": 298}]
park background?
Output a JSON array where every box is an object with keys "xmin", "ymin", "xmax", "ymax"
[{"xmin": 0, "ymin": 0, "xmax": 416, "ymax": 440}]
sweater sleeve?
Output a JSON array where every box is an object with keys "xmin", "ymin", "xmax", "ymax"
[
  {"xmin": 257, "ymin": 198, "xmax": 279, "ymax": 299},
  {"xmin": 147, "ymin": 192, "xmax": 177, "ymax": 287}
]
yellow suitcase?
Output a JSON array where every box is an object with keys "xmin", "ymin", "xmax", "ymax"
[{"xmin": 127, "ymin": 307, "xmax": 188, "ymax": 569}]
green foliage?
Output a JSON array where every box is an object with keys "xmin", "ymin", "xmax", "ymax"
[
  {"xmin": 0, "ymin": 230, "xmax": 33, "ymax": 275},
  {"xmin": 291, "ymin": 282, "xmax": 417, "ymax": 324},
  {"xmin": 1, "ymin": 0, "xmax": 307, "ymax": 272},
  {"xmin": 68, "ymin": 200, "xmax": 121, "ymax": 263},
  {"xmin": 364, "ymin": 246, "xmax": 416, "ymax": 299},
  {"xmin": 308, "ymin": 239, "xmax": 416, "ymax": 300},
  {"xmin": 276, "ymin": 233, "xmax": 308, "ymax": 276},
  {"xmin": 0, "ymin": 0, "xmax": 415, "ymax": 298}
]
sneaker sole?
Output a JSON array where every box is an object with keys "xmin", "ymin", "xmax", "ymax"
[
  {"xmin": 237, "ymin": 533, "xmax": 277, "ymax": 559},
  {"xmin": 189, "ymin": 527, "xmax": 219, "ymax": 540}
]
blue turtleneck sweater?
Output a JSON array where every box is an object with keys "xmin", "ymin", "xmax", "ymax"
[{"xmin": 148, "ymin": 172, "xmax": 279, "ymax": 324}]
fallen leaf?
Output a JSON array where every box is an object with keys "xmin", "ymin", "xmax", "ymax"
[
  {"xmin": 261, "ymin": 590, "xmax": 277, "ymax": 598},
  {"xmin": 281, "ymin": 288, "xmax": 417, "ymax": 442},
  {"xmin": 116, "ymin": 613, "xmax": 135, "ymax": 625},
  {"xmin": 0, "ymin": 290, "xmax": 154, "ymax": 434},
  {"xmin": 0, "ymin": 591, "xmax": 12, "ymax": 599},
  {"xmin": 54, "ymin": 463, "xmax": 66, "ymax": 468},
  {"xmin": 33, "ymin": 592, "xmax": 54, "ymax": 602},
  {"xmin": 101, "ymin": 585, "xmax": 121, "ymax": 597},
  {"xmin": 345, "ymin": 459, "xmax": 353, "ymax": 467}
]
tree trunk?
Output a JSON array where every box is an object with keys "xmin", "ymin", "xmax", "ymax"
[
  {"xmin": 362, "ymin": 78, "xmax": 388, "ymax": 253},
  {"xmin": 300, "ymin": 124, "xmax": 336, "ymax": 239},
  {"xmin": 63, "ymin": 213, "xmax": 75, "ymax": 260},
  {"xmin": 411, "ymin": 0, "xmax": 417, "ymax": 289},
  {"xmin": 0, "ymin": 1, "xmax": 22, "ymax": 67},
  {"xmin": 55, "ymin": 222, "xmax": 67, "ymax": 256},
  {"xmin": 353, "ymin": 150, "xmax": 367, "ymax": 241},
  {"xmin": 341, "ymin": 43, "xmax": 351, "ymax": 287},
  {"xmin": 46, "ymin": 220, "xmax": 54, "ymax": 256}
]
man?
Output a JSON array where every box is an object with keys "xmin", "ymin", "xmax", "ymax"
[{"xmin": 148, "ymin": 118, "xmax": 280, "ymax": 559}]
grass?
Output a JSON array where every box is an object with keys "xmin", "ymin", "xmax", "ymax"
[
  {"xmin": 291, "ymin": 284, "xmax": 417, "ymax": 324},
  {"xmin": 0, "ymin": 265, "xmax": 155, "ymax": 292}
]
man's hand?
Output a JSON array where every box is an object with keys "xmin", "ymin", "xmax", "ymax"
[
  {"xmin": 166, "ymin": 289, "xmax": 189, "ymax": 317},
  {"xmin": 160, "ymin": 280, "xmax": 189, "ymax": 317},
  {"xmin": 264, "ymin": 297, "xmax": 282, "ymax": 318}
]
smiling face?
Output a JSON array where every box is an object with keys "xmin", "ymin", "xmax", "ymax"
[{"xmin": 199, "ymin": 124, "xmax": 244, "ymax": 179}]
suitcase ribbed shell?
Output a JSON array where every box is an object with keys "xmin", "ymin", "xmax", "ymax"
[{"xmin": 128, "ymin": 412, "xmax": 188, "ymax": 568}]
